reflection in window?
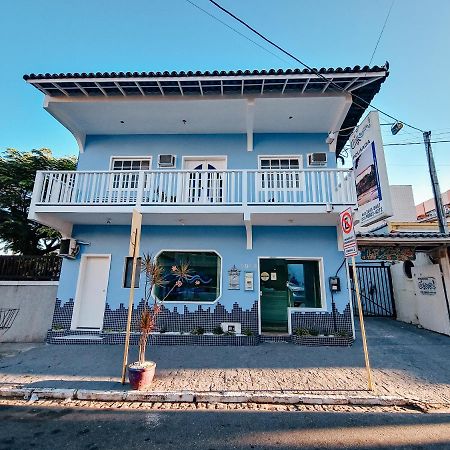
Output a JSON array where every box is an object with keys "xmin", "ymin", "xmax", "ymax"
[
  {"xmin": 287, "ymin": 261, "xmax": 321, "ymax": 308},
  {"xmin": 155, "ymin": 251, "xmax": 221, "ymax": 302}
]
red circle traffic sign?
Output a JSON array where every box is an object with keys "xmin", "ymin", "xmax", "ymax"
[{"xmin": 341, "ymin": 211, "xmax": 353, "ymax": 234}]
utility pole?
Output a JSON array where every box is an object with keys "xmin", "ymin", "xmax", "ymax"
[{"xmin": 423, "ymin": 131, "xmax": 448, "ymax": 234}]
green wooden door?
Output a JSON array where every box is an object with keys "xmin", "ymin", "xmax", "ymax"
[{"xmin": 260, "ymin": 259, "xmax": 288, "ymax": 333}]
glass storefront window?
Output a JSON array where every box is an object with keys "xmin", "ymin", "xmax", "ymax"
[{"xmin": 155, "ymin": 251, "xmax": 221, "ymax": 302}]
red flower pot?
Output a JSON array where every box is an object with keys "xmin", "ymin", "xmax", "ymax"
[{"xmin": 128, "ymin": 361, "xmax": 156, "ymax": 390}]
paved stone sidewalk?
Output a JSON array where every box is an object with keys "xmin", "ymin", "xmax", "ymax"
[{"xmin": 0, "ymin": 319, "xmax": 449, "ymax": 405}]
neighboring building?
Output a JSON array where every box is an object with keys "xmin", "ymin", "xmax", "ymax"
[
  {"xmin": 25, "ymin": 66, "xmax": 389, "ymax": 344},
  {"xmin": 356, "ymin": 185, "xmax": 450, "ymax": 336},
  {"xmin": 416, "ymin": 189, "xmax": 450, "ymax": 222}
]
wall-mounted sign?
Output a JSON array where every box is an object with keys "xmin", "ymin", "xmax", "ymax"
[
  {"xmin": 270, "ymin": 272, "xmax": 277, "ymax": 281},
  {"xmin": 416, "ymin": 276, "xmax": 437, "ymax": 296},
  {"xmin": 244, "ymin": 272, "xmax": 254, "ymax": 291},
  {"xmin": 350, "ymin": 111, "xmax": 393, "ymax": 227},
  {"xmin": 228, "ymin": 265, "xmax": 240, "ymax": 290},
  {"xmin": 260, "ymin": 271, "xmax": 270, "ymax": 282}
]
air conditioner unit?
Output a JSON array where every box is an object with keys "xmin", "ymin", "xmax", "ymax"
[
  {"xmin": 308, "ymin": 152, "xmax": 327, "ymax": 167},
  {"xmin": 59, "ymin": 238, "xmax": 78, "ymax": 259},
  {"xmin": 158, "ymin": 154, "xmax": 176, "ymax": 168}
]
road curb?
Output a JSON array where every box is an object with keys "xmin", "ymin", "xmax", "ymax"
[{"xmin": 0, "ymin": 386, "xmax": 418, "ymax": 407}]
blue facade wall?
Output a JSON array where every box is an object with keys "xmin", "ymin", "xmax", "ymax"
[
  {"xmin": 77, "ymin": 133, "xmax": 333, "ymax": 171},
  {"xmin": 57, "ymin": 224, "xmax": 349, "ymax": 314}
]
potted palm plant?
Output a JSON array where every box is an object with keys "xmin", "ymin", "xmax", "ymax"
[{"xmin": 128, "ymin": 254, "xmax": 191, "ymax": 390}]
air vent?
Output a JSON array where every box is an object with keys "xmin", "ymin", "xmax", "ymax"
[
  {"xmin": 158, "ymin": 154, "xmax": 176, "ymax": 168},
  {"xmin": 308, "ymin": 152, "xmax": 327, "ymax": 167}
]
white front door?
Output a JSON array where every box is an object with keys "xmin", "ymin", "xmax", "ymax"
[
  {"xmin": 71, "ymin": 255, "xmax": 111, "ymax": 330},
  {"xmin": 184, "ymin": 158, "xmax": 227, "ymax": 203}
]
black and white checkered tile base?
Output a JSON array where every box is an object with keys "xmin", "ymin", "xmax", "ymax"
[
  {"xmin": 290, "ymin": 304, "xmax": 353, "ymax": 336},
  {"xmin": 49, "ymin": 298, "xmax": 354, "ymax": 346}
]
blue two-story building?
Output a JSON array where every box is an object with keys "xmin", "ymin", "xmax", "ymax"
[{"xmin": 25, "ymin": 66, "xmax": 388, "ymax": 344}]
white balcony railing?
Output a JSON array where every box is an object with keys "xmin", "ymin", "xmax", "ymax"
[{"xmin": 33, "ymin": 168, "xmax": 355, "ymax": 208}]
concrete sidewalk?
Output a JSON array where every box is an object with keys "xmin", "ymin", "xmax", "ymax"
[{"xmin": 0, "ymin": 319, "xmax": 449, "ymax": 407}]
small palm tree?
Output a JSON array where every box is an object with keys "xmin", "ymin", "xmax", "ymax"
[{"xmin": 137, "ymin": 254, "xmax": 192, "ymax": 365}]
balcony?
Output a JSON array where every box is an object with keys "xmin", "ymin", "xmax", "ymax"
[{"xmin": 29, "ymin": 169, "xmax": 356, "ymax": 236}]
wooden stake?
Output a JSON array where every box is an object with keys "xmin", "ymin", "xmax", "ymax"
[
  {"xmin": 121, "ymin": 210, "xmax": 142, "ymax": 385},
  {"xmin": 351, "ymin": 255, "xmax": 374, "ymax": 391}
]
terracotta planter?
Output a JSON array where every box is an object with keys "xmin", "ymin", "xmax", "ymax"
[{"xmin": 128, "ymin": 361, "xmax": 156, "ymax": 390}]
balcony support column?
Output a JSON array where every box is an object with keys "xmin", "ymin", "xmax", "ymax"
[
  {"xmin": 246, "ymin": 100, "xmax": 254, "ymax": 152},
  {"xmin": 244, "ymin": 212, "xmax": 252, "ymax": 250}
]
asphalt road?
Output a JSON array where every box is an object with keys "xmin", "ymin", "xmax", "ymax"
[{"xmin": 1, "ymin": 404, "xmax": 450, "ymax": 450}]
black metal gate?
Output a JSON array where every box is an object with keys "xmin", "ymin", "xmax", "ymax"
[{"xmin": 350, "ymin": 263, "xmax": 396, "ymax": 317}]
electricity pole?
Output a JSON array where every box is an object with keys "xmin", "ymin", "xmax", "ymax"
[{"xmin": 423, "ymin": 131, "xmax": 448, "ymax": 234}]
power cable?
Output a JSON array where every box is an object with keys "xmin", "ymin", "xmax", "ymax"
[
  {"xmin": 184, "ymin": 0, "xmax": 290, "ymax": 64},
  {"xmin": 368, "ymin": 0, "xmax": 395, "ymax": 66},
  {"xmin": 384, "ymin": 140, "xmax": 450, "ymax": 146},
  {"xmin": 207, "ymin": 0, "xmax": 424, "ymax": 133}
]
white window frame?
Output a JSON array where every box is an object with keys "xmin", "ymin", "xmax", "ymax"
[
  {"xmin": 109, "ymin": 156, "xmax": 152, "ymax": 171},
  {"xmin": 258, "ymin": 155, "xmax": 303, "ymax": 170},
  {"xmin": 152, "ymin": 249, "xmax": 223, "ymax": 305},
  {"xmin": 257, "ymin": 256, "xmax": 326, "ymax": 336}
]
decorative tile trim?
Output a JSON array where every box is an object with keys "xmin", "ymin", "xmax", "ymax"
[
  {"xmin": 291, "ymin": 336, "xmax": 354, "ymax": 346},
  {"xmin": 290, "ymin": 304, "xmax": 353, "ymax": 336},
  {"xmin": 51, "ymin": 298, "xmax": 74, "ymax": 330},
  {"xmin": 47, "ymin": 331, "xmax": 259, "ymax": 346},
  {"xmin": 102, "ymin": 299, "xmax": 260, "ymax": 335},
  {"xmin": 260, "ymin": 335, "xmax": 292, "ymax": 343}
]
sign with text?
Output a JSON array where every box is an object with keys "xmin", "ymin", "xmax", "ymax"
[
  {"xmin": 350, "ymin": 111, "xmax": 393, "ymax": 227},
  {"xmin": 340, "ymin": 207, "xmax": 358, "ymax": 257}
]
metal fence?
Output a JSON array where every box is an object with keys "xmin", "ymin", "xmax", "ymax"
[
  {"xmin": 0, "ymin": 255, "xmax": 62, "ymax": 281},
  {"xmin": 350, "ymin": 263, "xmax": 396, "ymax": 318}
]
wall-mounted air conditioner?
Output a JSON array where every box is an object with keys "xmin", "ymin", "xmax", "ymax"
[
  {"xmin": 158, "ymin": 154, "xmax": 176, "ymax": 168},
  {"xmin": 307, "ymin": 152, "xmax": 327, "ymax": 167},
  {"xmin": 59, "ymin": 238, "xmax": 79, "ymax": 259}
]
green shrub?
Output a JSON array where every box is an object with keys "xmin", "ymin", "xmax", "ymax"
[
  {"xmin": 224, "ymin": 330, "xmax": 235, "ymax": 336},
  {"xmin": 309, "ymin": 329, "xmax": 319, "ymax": 336},
  {"xmin": 336, "ymin": 330, "xmax": 350, "ymax": 337},
  {"xmin": 242, "ymin": 328, "xmax": 253, "ymax": 336},
  {"xmin": 213, "ymin": 326, "xmax": 224, "ymax": 335},
  {"xmin": 294, "ymin": 327, "xmax": 310, "ymax": 336},
  {"xmin": 190, "ymin": 327, "xmax": 205, "ymax": 335}
]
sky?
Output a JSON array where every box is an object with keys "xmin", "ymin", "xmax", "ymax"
[{"xmin": 1, "ymin": 0, "xmax": 449, "ymax": 204}]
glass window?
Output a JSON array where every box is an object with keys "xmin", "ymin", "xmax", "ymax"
[
  {"xmin": 286, "ymin": 260, "xmax": 322, "ymax": 308},
  {"xmin": 259, "ymin": 157, "xmax": 301, "ymax": 170},
  {"xmin": 155, "ymin": 251, "xmax": 221, "ymax": 303},
  {"xmin": 111, "ymin": 158, "xmax": 152, "ymax": 171}
]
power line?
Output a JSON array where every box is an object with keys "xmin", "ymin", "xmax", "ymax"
[
  {"xmin": 368, "ymin": 0, "xmax": 395, "ymax": 66},
  {"xmin": 207, "ymin": 0, "xmax": 424, "ymax": 133},
  {"xmin": 184, "ymin": 0, "xmax": 290, "ymax": 64},
  {"xmin": 384, "ymin": 140, "xmax": 450, "ymax": 146}
]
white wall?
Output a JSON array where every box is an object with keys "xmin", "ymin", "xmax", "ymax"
[
  {"xmin": 0, "ymin": 282, "xmax": 57, "ymax": 342},
  {"xmin": 389, "ymin": 185, "xmax": 417, "ymax": 223}
]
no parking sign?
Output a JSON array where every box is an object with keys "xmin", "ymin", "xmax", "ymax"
[{"xmin": 340, "ymin": 207, "xmax": 358, "ymax": 258}]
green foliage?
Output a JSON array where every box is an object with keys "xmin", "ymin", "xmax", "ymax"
[
  {"xmin": 242, "ymin": 328, "xmax": 253, "ymax": 336},
  {"xmin": 0, "ymin": 148, "xmax": 76, "ymax": 255},
  {"xmin": 190, "ymin": 326, "xmax": 205, "ymax": 335},
  {"xmin": 309, "ymin": 329, "xmax": 320, "ymax": 336},
  {"xmin": 336, "ymin": 330, "xmax": 351, "ymax": 337},
  {"xmin": 294, "ymin": 327, "xmax": 311, "ymax": 336},
  {"xmin": 224, "ymin": 330, "xmax": 235, "ymax": 336},
  {"xmin": 212, "ymin": 326, "xmax": 224, "ymax": 335}
]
